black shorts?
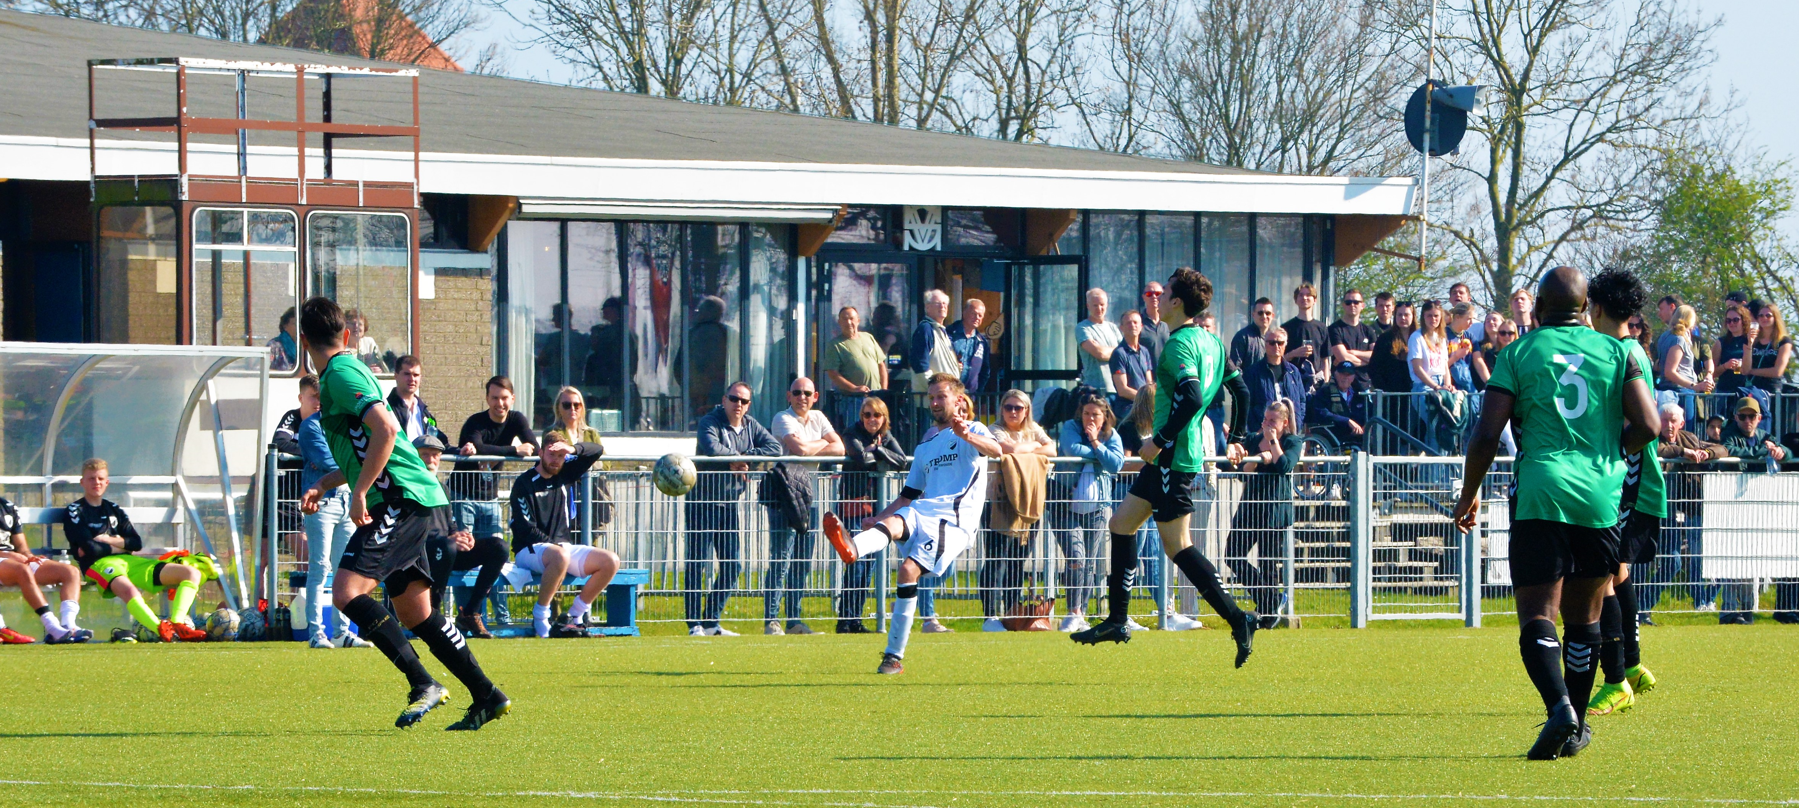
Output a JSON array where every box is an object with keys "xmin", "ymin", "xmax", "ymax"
[
  {"xmin": 337, "ymin": 501, "xmax": 446, "ymax": 596},
  {"xmin": 1127, "ymin": 465, "xmax": 1197, "ymax": 524},
  {"xmin": 1509, "ymin": 518, "xmax": 1622, "ymax": 588},
  {"xmin": 1621, "ymin": 511, "xmax": 1660, "ymax": 565}
]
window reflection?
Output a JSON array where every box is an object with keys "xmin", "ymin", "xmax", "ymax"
[
  {"xmin": 193, "ymin": 208, "xmax": 298, "ymax": 368},
  {"xmin": 1202, "ymin": 214, "xmax": 1251, "ymax": 329},
  {"xmin": 308, "ymin": 211, "xmax": 411, "ymax": 374},
  {"xmin": 95, "ymin": 206, "xmax": 178, "ymax": 345},
  {"xmin": 1088, "ymin": 211, "xmax": 1139, "ymax": 315},
  {"xmin": 1258, "ymin": 215, "xmax": 1306, "ymax": 320}
]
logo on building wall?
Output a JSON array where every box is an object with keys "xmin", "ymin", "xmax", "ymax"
[{"xmin": 903, "ymin": 206, "xmax": 942, "ymax": 251}]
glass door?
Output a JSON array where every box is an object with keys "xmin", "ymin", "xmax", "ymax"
[{"xmin": 1004, "ymin": 256, "xmax": 1084, "ymax": 391}]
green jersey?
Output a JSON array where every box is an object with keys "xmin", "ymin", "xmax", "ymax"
[
  {"xmin": 1152, "ymin": 324, "xmax": 1235, "ymax": 473},
  {"xmin": 1625, "ymin": 341, "xmax": 1667, "ymax": 518},
  {"xmin": 317, "ymin": 353, "xmax": 448, "ymax": 510},
  {"xmin": 1487, "ymin": 325, "xmax": 1639, "ymax": 528}
]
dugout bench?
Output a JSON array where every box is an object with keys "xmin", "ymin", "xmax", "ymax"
[{"xmin": 285, "ymin": 566, "xmax": 648, "ymax": 638}]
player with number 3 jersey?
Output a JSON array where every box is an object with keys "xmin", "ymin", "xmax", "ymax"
[{"xmin": 1453, "ymin": 267, "xmax": 1659, "ymax": 762}]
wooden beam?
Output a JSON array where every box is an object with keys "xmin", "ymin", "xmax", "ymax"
[
  {"xmin": 795, "ymin": 206, "xmax": 847, "ymax": 257},
  {"xmin": 467, "ymin": 195, "xmax": 518, "ymax": 252},
  {"xmin": 1023, "ymin": 209, "xmax": 1079, "ymax": 256},
  {"xmin": 1333, "ymin": 213, "xmax": 1414, "ymax": 265}
]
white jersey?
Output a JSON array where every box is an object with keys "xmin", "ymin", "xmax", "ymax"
[{"xmin": 903, "ymin": 421, "xmax": 991, "ymax": 528}]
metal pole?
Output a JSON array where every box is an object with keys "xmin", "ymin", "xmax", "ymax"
[
  {"xmin": 1351, "ymin": 451, "xmax": 1372, "ymax": 628},
  {"xmin": 1463, "ymin": 522, "xmax": 1483, "ymax": 628},
  {"xmin": 1284, "ymin": 523, "xmax": 1297, "ymax": 625},
  {"xmin": 1417, "ymin": 0, "xmax": 1438, "ymax": 274},
  {"xmin": 235, "ymin": 70, "xmax": 248, "ymax": 178},
  {"xmin": 580, "ymin": 473, "xmax": 594, "ymax": 546},
  {"xmin": 1156, "ymin": 528, "xmax": 1169, "ymax": 630}
]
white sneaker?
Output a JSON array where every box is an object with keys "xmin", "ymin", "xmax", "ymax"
[
  {"xmin": 308, "ymin": 632, "xmax": 334, "ymax": 649},
  {"xmin": 981, "ymin": 618, "xmax": 1006, "ymax": 632},
  {"xmin": 1697, "ymin": 602, "xmax": 1718, "ymax": 612},
  {"xmin": 707, "ymin": 625, "xmax": 741, "ymax": 637},
  {"xmin": 534, "ymin": 615, "xmax": 552, "ymax": 638},
  {"xmin": 335, "ymin": 631, "xmax": 372, "ymax": 648},
  {"xmin": 689, "ymin": 625, "xmax": 707, "ymax": 636},
  {"xmin": 1057, "ymin": 614, "xmax": 1087, "ymax": 633},
  {"xmin": 921, "ymin": 619, "xmax": 953, "ymax": 634},
  {"xmin": 1164, "ymin": 612, "xmax": 1203, "ymax": 631},
  {"xmin": 1125, "ymin": 618, "xmax": 1148, "ymax": 632},
  {"xmin": 765, "ymin": 620, "xmax": 785, "ymax": 636}
]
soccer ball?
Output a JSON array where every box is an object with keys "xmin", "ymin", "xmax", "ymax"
[
  {"xmin": 205, "ymin": 608, "xmax": 240, "ymax": 642},
  {"xmin": 653, "ymin": 453, "xmax": 697, "ymax": 497},
  {"xmin": 236, "ymin": 608, "xmax": 267, "ymax": 641}
]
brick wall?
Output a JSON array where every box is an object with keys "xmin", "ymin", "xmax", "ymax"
[{"xmin": 418, "ymin": 265, "xmax": 494, "ymax": 430}]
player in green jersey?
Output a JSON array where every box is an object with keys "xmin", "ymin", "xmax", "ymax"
[
  {"xmin": 296, "ymin": 297, "xmax": 509, "ymax": 731},
  {"xmin": 1071, "ymin": 267, "xmax": 1259, "ymax": 667},
  {"xmin": 1453, "ymin": 267, "xmax": 1659, "ymax": 761},
  {"xmin": 1584, "ymin": 268, "xmax": 1661, "ymax": 716}
]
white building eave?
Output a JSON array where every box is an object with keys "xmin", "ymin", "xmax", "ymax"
[{"xmin": 0, "ymin": 134, "xmax": 1416, "ymax": 216}]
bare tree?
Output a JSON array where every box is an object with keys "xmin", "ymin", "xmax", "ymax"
[
  {"xmin": 959, "ymin": 0, "xmax": 1082, "ymax": 142},
  {"xmin": 1075, "ymin": 0, "xmax": 1160, "ymax": 153},
  {"xmin": 1401, "ymin": 0, "xmax": 1724, "ymax": 301}
]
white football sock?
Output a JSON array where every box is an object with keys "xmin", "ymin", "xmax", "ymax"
[
  {"xmin": 885, "ymin": 596, "xmax": 917, "ymax": 658},
  {"xmin": 532, "ymin": 604, "xmax": 552, "ymax": 638},
  {"xmin": 38, "ymin": 610, "xmax": 67, "ymax": 639},
  {"xmin": 568, "ymin": 596, "xmax": 593, "ymax": 620},
  {"xmin": 0, "ymin": 611, "xmax": 9, "ymax": 629},
  {"xmin": 61, "ymin": 600, "xmax": 81, "ymax": 630},
  {"xmin": 852, "ymin": 528, "xmax": 891, "ymax": 558}
]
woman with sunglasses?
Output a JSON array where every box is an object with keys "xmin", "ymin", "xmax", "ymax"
[
  {"xmin": 542, "ymin": 386, "xmax": 612, "ymax": 536},
  {"xmin": 1711, "ymin": 304, "xmax": 1754, "ymax": 400},
  {"xmin": 978, "ymin": 390, "xmax": 1056, "ymax": 632},
  {"xmin": 834, "ymin": 397, "xmax": 907, "ymax": 634}
]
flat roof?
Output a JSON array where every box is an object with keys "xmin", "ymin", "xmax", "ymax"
[{"xmin": 0, "ymin": 9, "xmax": 1414, "ymax": 215}]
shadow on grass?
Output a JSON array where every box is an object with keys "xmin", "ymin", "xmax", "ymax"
[
  {"xmin": 574, "ymin": 680, "xmax": 1084, "ymax": 689},
  {"xmin": 0, "ymin": 730, "xmax": 390, "ymax": 739}
]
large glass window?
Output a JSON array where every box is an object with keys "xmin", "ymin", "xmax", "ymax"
[
  {"xmin": 1087, "ymin": 212, "xmax": 1140, "ymax": 321},
  {"xmin": 1202, "ymin": 214, "xmax": 1252, "ymax": 330},
  {"xmin": 569, "ymin": 223, "xmax": 626, "ymax": 429},
  {"xmin": 192, "ymin": 208, "xmax": 299, "ymax": 369},
  {"xmin": 1055, "ymin": 211, "xmax": 1083, "ymax": 256},
  {"xmin": 677, "ymin": 224, "xmax": 742, "ymax": 424},
  {"xmin": 1258, "ymin": 215, "xmax": 1306, "ymax": 321},
  {"xmin": 946, "ymin": 208, "xmax": 1001, "ymax": 247},
  {"xmin": 95, "ymin": 206, "xmax": 178, "ymax": 345},
  {"xmin": 746, "ymin": 225, "xmax": 793, "ymax": 427},
  {"xmin": 826, "ymin": 206, "xmax": 890, "ymax": 244},
  {"xmin": 308, "ymin": 211, "xmax": 411, "ymax": 374},
  {"xmin": 626, "ymin": 223, "xmax": 684, "ymax": 430},
  {"xmin": 1144, "ymin": 213, "xmax": 1194, "ymax": 279}
]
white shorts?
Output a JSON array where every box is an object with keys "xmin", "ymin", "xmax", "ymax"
[
  {"xmin": 895, "ymin": 507, "xmax": 973, "ymax": 577},
  {"xmin": 514, "ymin": 543, "xmax": 598, "ymax": 577}
]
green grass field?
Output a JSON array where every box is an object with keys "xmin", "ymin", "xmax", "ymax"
[{"xmin": 4, "ymin": 624, "xmax": 1795, "ymax": 807}]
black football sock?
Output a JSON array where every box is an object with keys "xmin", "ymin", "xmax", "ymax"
[
  {"xmin": 1616, "ymin": 577, "xmax": 1643, "ymax": 669},
  {"xmin": 1171, "ymin": 546, "xmax": 1245, "ymax": 624},
  {"xmin": 1518, "ymin": 618, "xmax": 1569, "ymax": 713},
  {"xmin": 414, "ymin": 611, "xmax": 496, "ymax": 703},
  {"xmin": 1598, "ymin": 594, "xmax": 1625, "ymax": 685},
  {"xmin": 1106, "ymin": 533, "xmax": 1140, "ymax": 623},
  {"xmin": 342, "ymin": 595, "xmax": 435, "ymax": 690},
  {"xmin": 460, "ymin": 538, "xmax": 508, "ymax": 614},
  {"xmin": 1562, "ymin": 622, "xmax": 1603, "ymax": 723}
]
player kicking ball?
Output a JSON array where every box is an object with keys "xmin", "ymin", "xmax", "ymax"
[
  {"xmin": 64, "ymin": 458, "xmax": 207, "ymax": 643},
  {"xmin": 509, "ymin": 439, "xmax": 621, "ymax": 638},
  {"xmin": 0, "ymin": 496, "xmax": 91, "ymax": 644},
  {"xmin": 1584, "ymin": 268, "xmax": 1660, "ymax": 716},
  {"xmin": 823, "ymin": 373, "xmax": 1000, "ymax": 674},
  {"xmin": 1070, "ymin": 267, "xmax": 1257, "ymax": 666},
  {"xmin": 296, "ymin": 297, "xmax": 508, "ymax": 730},
  {"xmin": 1453, "ymin": 267, "xmax": 1659, "ymax": 761}
]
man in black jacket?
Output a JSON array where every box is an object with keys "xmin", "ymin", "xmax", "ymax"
[
  {"xmin": 387, "ymin": 355, "xmax": 446, "ymax": 444},
  {"xmin": 687, "ymin": 381, "xmax": 784, "ymax": 636},
  {"xmin": 509, "ymin": 440, "xmax": 618, "ymax": 638},
  {"xmin": 449, "ymin": 376, "xmax": 538, "ymax": 638}
]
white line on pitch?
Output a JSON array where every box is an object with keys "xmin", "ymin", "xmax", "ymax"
[{"xmin": 0, "ymin": 780, "xmax": 948, "ymax": 808}]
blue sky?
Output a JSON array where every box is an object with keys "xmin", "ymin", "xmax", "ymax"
[{"xmin": 468, "ymin": 0, "xmax": 1799, "ymax": 174}]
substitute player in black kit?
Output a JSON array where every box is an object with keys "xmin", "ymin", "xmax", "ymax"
[
  {"xmin": 509, "ymin": 439, "xmax": 621, "ymax": 638},
  {"xmin": 1452, "ymin": 267, "xmax": 1658, "ymax": 760},
  {"xmin": 296, "ymin": 297, "xmax": 509, "ymax": 730}
]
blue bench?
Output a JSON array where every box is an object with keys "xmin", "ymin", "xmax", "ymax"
[{"xmin": 446, "ymin": 567, "xmax": 649, "ymax": 638}]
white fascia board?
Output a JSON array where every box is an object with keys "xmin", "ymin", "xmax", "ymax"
[{"xmin": 1, "ymin": 134, "xmax": 1417, "ymax": 216}]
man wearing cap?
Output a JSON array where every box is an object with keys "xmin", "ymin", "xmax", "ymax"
[
  {"xmin": 1306, "ymin": 361, "xmax": 1369, "ymax": 450},
  {"xmin": 1720, "ymin": 396, "xmax": 1787, "ymax": 466}
]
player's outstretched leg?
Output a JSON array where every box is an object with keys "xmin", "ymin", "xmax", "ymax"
[
  {"xmin": 390, "ymin": 582, "xmax": 508, "ymax": 731},
  {"xmin": 1170, "ymin": 545, "xmax": 1257, "ymax": 667},
  {"xmin": 339, "ymin": 589, "xmax": 446, "ymax": 727},
  {"xmin": 1519, "ymin": 617, "xmax": 1580, "ymax": 760},
  {"xmin": 1072, "ymin": 533, "xmax": 1138, "ymax": 646}
]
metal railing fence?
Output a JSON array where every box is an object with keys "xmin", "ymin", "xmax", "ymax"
[{"xmin": 258, "ymin": 447, "xmax": 1799, "ymax": 632}]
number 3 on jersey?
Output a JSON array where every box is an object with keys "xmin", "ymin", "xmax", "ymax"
[{"xmin": 1551, "ymin": 354, "xmax": 1589, "ymax": 420}]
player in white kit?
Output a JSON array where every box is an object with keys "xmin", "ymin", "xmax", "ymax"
[{"xmin": 824, "ymin": 373, "xmax": 1002, "ymax": 674}]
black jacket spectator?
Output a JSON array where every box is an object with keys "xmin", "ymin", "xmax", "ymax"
[
  {"xmin": 946, "ymin": 319, "xmax": 992, "ymax": 392},
  {"xmin": 1307, "ymin": 384, "xmax": 1369, "ymax": 447},
  {"xmin": 842, "ymin": 421, "xmax": 907, "ymax": 502},
  {"xmin": 1229, "ymin": 323, "xmax": 1270, "ymax": 374},
  {"xmin": 1370, "ymin": 326, "xmax": 1416, "ymax": 393},
  {"xmin": 1243, "ymin": 360, "xmax": 1307, "ymax": 430},
  {"xmin": 507, "ymin": 442, "xmax": 605, "ymax": 554},
  {"xmin": 1326, "ymin": 319, "xmax": 1380, "ymax": 387},
  {"xmin": 452, "ymin": 410, "xmax": 537, "ymax": 500},
  {"xmin": 387, "ymin": 389, "xmax": 446, "ymax": 444},
  {"xmin": 273, "ymin": 407, "xmax": 303, "ymax": 456},
  {"xmin": 1722, "ymin": 422, "xmax": 1779, "ymax": 465},
  {"xmin": 694, "ymin": 404, "xmax": 783, "ymax": 500}
]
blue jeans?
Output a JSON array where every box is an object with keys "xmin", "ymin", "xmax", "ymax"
[
  {"xmin": 765, "ymin": 510, "xmax": 815, "ymax": 622},
  {"xmin": 1055, "ymin": 506, "xmax": 1112, "ymax": 615},
  {"xmin": 304, "ymin": 489, "xmax": 356, "ymax": 633},
  {"xmin": 1637, "ymin": 519, "xmax": 1716, "ymax": 610},
  {"xmin": 918, "ymin": 563, "xmax": 953, "ymax": 618},
  {"xmin": 684, "ymin": 501, "xmax": 741, "ymax": 629},
  {"xmin": 1411, "ymin": 381, "xmax": 1444, "ymax": 453}
]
